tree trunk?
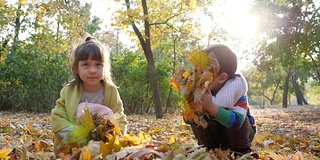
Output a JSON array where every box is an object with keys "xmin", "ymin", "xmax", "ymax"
[
  {"xmin": 270, "ymin": 78, "xmax": 281, "ymax": 105},
  {"xmin": 145, "ymin": 52, "xmax": 163, "ymax": 118},
  {"xmin": 282, "ymin": 72, "xmax": 290, "ymax": 108},
  {"xmin": 12, "ymin": 5, "xmax": 22, "ymax": 53},
  {"xmin": 125, "ymin": 0, "xmax": 163, "ymax": 118},
  {"xmin": 165, "ymin": 35, "xmax": 178, "ymax": 113},
  {"xmin": 308, "ymin": 54, "xmax": 320, "ymax": 83},
  {"xmin": 290, "ymin": 73, "xmax": 308, "ymax": 105}
]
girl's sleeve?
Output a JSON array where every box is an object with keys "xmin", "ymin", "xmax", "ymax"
[
  {"xmin": 51, "ymin": 87, "xmax": 73, "ymax": 133},
  {"xmin": 107, "ymin": 86, "xmax": 128, "ymax": 134},
  {"xmin": 211, "ymin": 75, "xmax": 248, "ymax": 129}
]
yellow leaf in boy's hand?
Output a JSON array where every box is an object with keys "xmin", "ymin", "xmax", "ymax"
[
  {"xmin": 182, "ymin": 71, "xmax": 190, "ymax": 78},
  {"xmin": 196, "ymin": 71, "xmax": 214, "ymax": 86},
  {"xmin": 191, "ymin": 101, "xmax": 203, "ymax": 113},
  {"xmin": 169, "ymin": 77, "xmax": 180, "ymax": 91},
  {"xmin": 0, "ymin": 148, "xmax": 13, "ymax": 160},
  {"xmin": 193, "ymin": 87, "xmax": 203, "ymax": 103},
  {"xmin": 187, "ymin": 50, "xmax": 210, "ymax": 69}
]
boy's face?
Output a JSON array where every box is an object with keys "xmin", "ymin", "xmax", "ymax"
[{"xmin": 209, "ymin": 72, "xmax": 228, "ymax": 95}]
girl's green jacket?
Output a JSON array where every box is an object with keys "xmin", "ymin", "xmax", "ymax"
[{"xmin": 51, "ymin": 80, "xmax": 128, "ymax": 155}]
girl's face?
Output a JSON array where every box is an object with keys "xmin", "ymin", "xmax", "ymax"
[{"xmin": 77, "ymin": 59, "xmax": 104, "ymax": 92}]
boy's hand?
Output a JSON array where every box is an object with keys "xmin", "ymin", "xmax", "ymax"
[{"xmin": 201, "ymin": 89, "xmax": 219, "ymax": 117}]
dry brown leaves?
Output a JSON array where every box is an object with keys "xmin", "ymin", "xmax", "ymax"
[{"xmin": 0, "ymin": 106, "xmax": 320, "ymax": 159}]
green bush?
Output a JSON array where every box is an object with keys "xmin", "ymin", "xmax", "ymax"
[{"xmin": 0, "ymin": 45, "xmax": 70, "ymax": 112}]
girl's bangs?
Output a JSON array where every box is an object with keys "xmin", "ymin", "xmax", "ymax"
[{"xmin": 78, "ymin": 44, "xmax": 104, "ymax": 62}]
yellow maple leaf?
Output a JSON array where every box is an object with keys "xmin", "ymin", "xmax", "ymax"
[
  {"xmin": 63, "ymin": 107, "xmax": 95, "ymax": 144},
  {"xmin": 186, "ymin": 50, "xmax": 210, "ymax": 69},
  {"xmin": 0, "ymin": 148, "xmax": 13, "ymax": 160}
]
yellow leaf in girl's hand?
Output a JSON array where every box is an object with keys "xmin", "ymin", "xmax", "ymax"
[
  {"xmin": 63, "ymin": 107, "xmax": 95, "ymax": 144},
  {"xmin": 0, "ymin": 148, "xmax": 13, "ymax": 160},
  {"xmin": 100, "ymin": 140, "xmax": 112, "ymax": 156},
  {"xmin": 79, "ymin": 107, "xmax": 95, "ymax": 128},
  {"xmin": 81, "ymin": 146, "xmax": 91, "ymax": 160},
  {"xmin": 109, "ymin": 118, "xmax": 121, "ymax": 135},
  {"xmin": 113, "ymin": 138, "xmax": 122, "ymax": 152}
]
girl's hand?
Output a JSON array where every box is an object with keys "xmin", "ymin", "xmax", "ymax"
[{"xmin": 76, "ymin": 102, "xmax": 114, "ymax": 119}]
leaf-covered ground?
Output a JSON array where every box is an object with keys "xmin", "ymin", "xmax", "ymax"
[{"xmin": 0, "ymin": 105, "xmax": 320, "ymax": 159}]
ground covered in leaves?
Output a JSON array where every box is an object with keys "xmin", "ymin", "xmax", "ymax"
[{"xmin": 0, "ymin": 105, "xmax": 320, "ymax": 159}]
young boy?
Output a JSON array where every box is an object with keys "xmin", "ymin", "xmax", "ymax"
[{"xmin": 188, "ymin": 44, "xmax": 255, "ymax": 155}]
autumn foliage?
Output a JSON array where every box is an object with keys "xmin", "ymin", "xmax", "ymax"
[
  {"xmin": 1, "ymin": 106, "xmax": 320, "ymax": 159},
  {"xmin": 170, "ymin": 49, "xmax": 220, "ymax": 128}
]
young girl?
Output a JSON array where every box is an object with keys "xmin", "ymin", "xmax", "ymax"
[{"xmin": 51, "ymin": 36, "xmax": 128, "ymax": 155}]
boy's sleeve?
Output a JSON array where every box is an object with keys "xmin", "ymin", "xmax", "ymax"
[
  {"xmin": 210, "ymin": 75, "xmax": 248, "ymax": 129},
  {"xmin": 214, "ymin": 96, "xmax": 248, "ymax": 129},
  {"xmin": 212, "ymin": 74, "xmax": 248, "ymax": 109}
]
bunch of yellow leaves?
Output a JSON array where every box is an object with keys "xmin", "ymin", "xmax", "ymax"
[
  {"xmin": 170, "ymin": 49, "xmax": 220, "ymax": 128},
  {"xmin": 58, "ymin": 105, "xmax": 142, "ymax": 159}
]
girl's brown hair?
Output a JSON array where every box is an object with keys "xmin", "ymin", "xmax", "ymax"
[
  {"xmin": 68, "ymin": 36, "xmax": 115, "ymax": 86},
  {"xmin": 205, "ymin": 44, "xmax": 237, "ymax": 80}
]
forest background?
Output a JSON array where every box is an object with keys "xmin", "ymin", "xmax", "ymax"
[{"xmin": 1, "ymin": 0, "xmax": 320, "ymax": 115}]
